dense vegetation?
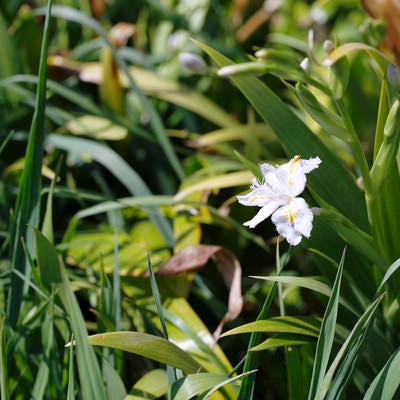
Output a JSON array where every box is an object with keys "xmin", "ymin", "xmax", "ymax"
[{"xmin": 1, "ymin": 0, "xmax": 400, "ymax": 399}]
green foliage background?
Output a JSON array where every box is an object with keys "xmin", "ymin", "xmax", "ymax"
[{"xmin": 1, "ymin": 0, "xmax": 400, "ymax": 399}]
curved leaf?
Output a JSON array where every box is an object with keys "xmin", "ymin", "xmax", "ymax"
[
  {"xmin": 222, "ymin": 316, "xmax": 320, "ymax": 338},
  {"xmin": 251, "ymin": 333, "xmax": 314, "ymax": 351},
  {"xmin": 87, "ymin": 331, "xmax": 200, "ymax": 374},
  {"xmin": 172, "ymin": 372, "xmax": 242, "ymax": 400},
  {"xmin": 364, "ymin": 347, "xmax": 400, "ymax": 400}
]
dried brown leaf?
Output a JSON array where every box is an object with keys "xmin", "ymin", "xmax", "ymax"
[
  {"xmin": 158, "ymin": 245, "xmax": 243, "ymax": 339},
  {"xmin": 109, "ymin": 22, "xmax": 136, "ymax": 48},
  {"xmin": 362, "ymin": 0, "xmax": 400, "ymax": 63}
]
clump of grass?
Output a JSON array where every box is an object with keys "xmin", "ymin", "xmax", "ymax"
[{"xmin": 1, "ymin": 1, "xmax": 400, "ymax": 399}]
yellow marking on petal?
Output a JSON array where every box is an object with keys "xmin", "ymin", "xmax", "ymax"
[
  {"xmin": 250, "ymin": 195, "xmax": 265, "ymax": 204},
  {"xmin": 285, "ymin": 207, "xmax": 297, "ymax": 224},
  {"xmin": 287, "ymin": 155, "xmax": 301, "ymax": 186}
]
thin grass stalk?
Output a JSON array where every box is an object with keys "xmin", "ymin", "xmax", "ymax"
[
  {"xmin": 66, "ymin": 335, "xmax": 75, "ymax": 400},
  {"xmin": 307, "ymin": 248, "xmax": 346, "ymax": 399},
  {"xmin": 113, "ymin": 230, "xmax": 121, "ymax": 331},
  {"xmin": 147, "ymin": 255, "xmax": 178, "ymax": 393},
  {"xmin": 237, "ymin": 241, "xmax": 291, "ymax": 399},
  {"xmin": 0, "ymin": 315, "xmax": 8, "ymax": 400},
  {"xmin": 237, "ymin": 284, "xmax": 278, "ymax": 400},
  {"xmin": 31, "ymin": 296, "xmax": 55, "ymax": 399},
  {"xmin": 7, "ymin": 0, "xmax": 53, "ymax": 327}
]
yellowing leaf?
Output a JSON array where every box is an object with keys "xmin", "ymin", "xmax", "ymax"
[{"xmin": 66, "ymin": 114, "xmax": 128, "ymax": 140}]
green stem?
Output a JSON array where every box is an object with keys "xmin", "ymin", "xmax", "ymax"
[
  {"xmin": 276, "ymin": 239, "xmax": 286, "ymax": 316},
  {"xmin": 334, "ymin": 98, "xmax": 371, "ymax": 194}
]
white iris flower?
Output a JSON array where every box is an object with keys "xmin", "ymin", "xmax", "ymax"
[{"xmin": 237, "ymin": 155, "xmax": 321, "ymax": 246}]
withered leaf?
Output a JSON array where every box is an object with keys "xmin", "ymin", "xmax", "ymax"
[
  {"xmin": 109, "ymin": 22, "xmax": 136, "ymax": 48},
  {"xmin": 362, "ymin": 0, "xmax": 400, "ymax": 64},
  {"xmin": 158, "ymin": 245, "xmax": 243, "ymax": 340}
]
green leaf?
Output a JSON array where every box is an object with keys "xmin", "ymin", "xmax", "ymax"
[
  {"xmin": 0, "ymin": 309, "xmax": 8, "ymax": 400},
  {"xmin": 196, "ymin": 40, "xmax": 369, "ymax": 232},
  {"xmin": 370, "ymin": 100, "xmax": 400, "ymax": 196},
  {"xmin": 237, "ymin": 280, "xmax": 279, "ymax": 400},
  {"xmin": 307, "ymin": 248, "xmax": 345, "ymax": 400},
  {"xmin": 251, "ymin": 333, "xmax": 314, "ymax": 351},
  {"xmin": 222, "ymin": 316, "xmax": 320, "ymax": 338},
  {"xmin": 31, "ymin": 299, "xmax": 54, "ymax": 399},
  {"xmin": 67, "ymin": 336, "xmax": 75, "ymax": 400},
  {"xmin": 148, "ymin": 298, "xmax": 234, "ymax": 375},
  {"xmin": 363, "ymin": 347, "xmax": 400, "ymax": 400},
  {"xmin": 32, "ymin": 227, "xmax": 107, "ymax": 400},
  {"xmin": 252, "ymin": 275, "xmax": 357, "ymax": 315},
  {"xmin": 87, "ymin": 331, "xmax": 200, "ymax": 374},
  {"xmin": 127, "ymin": 369, "xmax": 168, "ymax": 399},
  {"xmin": 318, "ymin": 42, "xmax": 390, "ymax": 72},
  {"xmin": 102, "ymin": 358, "xmax": 127, "ymax": 400},
  {"xmin": 323, "ymin": 295, "xmax": 384, "ymax": 400},
  {"xmin": 7, "ymin": 0, "xmax": 53, "ymax": 328},
  {"xmin": 175, "ymin": 170, "xmax": 253, "ymax": 200},
  {"xmin": 377, "ymin": 258, "xmax": 400, "ymax": 293},
  {"xmin": 295, "ymin": 83, "xmax": 351, "ymax": 142},
  {"xmin": 147, "ymin": 255, "xmax": 178, "ymax": 385},
  {"xmin": 316, "ymin": 204, "xmax": 382, "ymax": 267},
  {"xmin": 65, "ymin": 115, "xmax": 128, "ymax": 140},
  {"xmin": 172, "ymin": 372, "xmax": 243, "ymax": 400}
]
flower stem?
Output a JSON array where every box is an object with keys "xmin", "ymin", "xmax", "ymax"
[{"xmin": 334, "ymin": 97, "xmax": 372, "ymax": 194}]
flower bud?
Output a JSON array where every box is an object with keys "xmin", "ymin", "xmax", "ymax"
[
  {"xmin": 322, "ymin": 40, "xmax": 335, "ymax": 54},
  {"xmin": 178, "ymin": 52, "xmax": 207, "ymax": 73},
  {"xmin": 254, "ymin": 48, "xmax": 268, "ymax": 60},
  {"xmin": 370, "ymin": 100, "xmax": 400, "ymax": 195},
  {"xmin": 300, "ymin": 57, "xmax": 310, "ymax": 71},
  {"xmin": 217, "ymin": 62, "xmax": 267, "ymax": 77},
  {"xmin": 387, "ymin": 64, "xmax": 400, "ymax": 91}
]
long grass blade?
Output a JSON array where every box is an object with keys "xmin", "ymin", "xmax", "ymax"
[
  {"xmin": 7, "ymin": 0, "xmax": 53, "ymax": 328},
  {"xmin": 32, "ymin": 227, "xmax": 107, "ymax": 400},
  {"xmin": 87, "ymin": 331, "xmax": 200, "ymax": 374},
  {"xmin": 307, "ymin": 248, "xmax": 346, "ymax": 399},
  {"xmin": 322, "ymin": 295, "xmax": 383, "ymax": 399},
  {"xmin": 147, "ymin": 254, "xmax": 178, "ymax": 388},
  {"xmin": 0, "ymin": 314, "xmax": 8, "ymax": 400},
  {"xmin": 31, "ymin": 297, "xmax": 55, "ymax": 399},
  {"xmin": 364, "ymin": 347, "xmax": 400, "ymax": 399},
  {"xmin": 66, "ymin": 336, "xmax": 75, "ymax": 400},
  {"xmin": 236, "ymin": 283, "xmax": 278, "ymax": 400}
]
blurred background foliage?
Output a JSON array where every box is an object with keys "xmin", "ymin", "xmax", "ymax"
[{"xmin": 1, "ymin": 0, "xmax": 399, "ymax": 399}]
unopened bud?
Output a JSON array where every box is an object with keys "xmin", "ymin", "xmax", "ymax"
[
  {"xmin": 322, "ymin": 40, "xmax": 335, "ymax": 54},
  {"xmin": 300, "ymin": 57, "xmax": 310, "ymax": 71},
  {"xmin": 178, "ymin": 52, "xmax": 207, "ymax": 73},
  {"xmin": 254, "ymin": 48, "xmax": 268, "ymax": 59},
  {"xmin": 383, "ymin": 99, "xmax": 400, "ymax": 138},
  {"xmin": 387, "ymin": 64, "xmax": 400, "ymax": 90},
  {"xmin": 217, "ymin": 62, "xmax": 267, "ymax": 77}
]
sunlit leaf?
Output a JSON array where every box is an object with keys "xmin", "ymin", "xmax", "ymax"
[
  {"xmin": 222, "ymin": 316, "xmax": 320, "ymax": 338},
  {"xmin": 66, "ymin": 115, "xmax": 128, "ymax": 140},
  {"xmin": 251, "ymin": 333, "xmax": 314, "ymax": 351},
  {"xmin": 87, "ymin": 331, "xmax": 200, "ymax": 374}
]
